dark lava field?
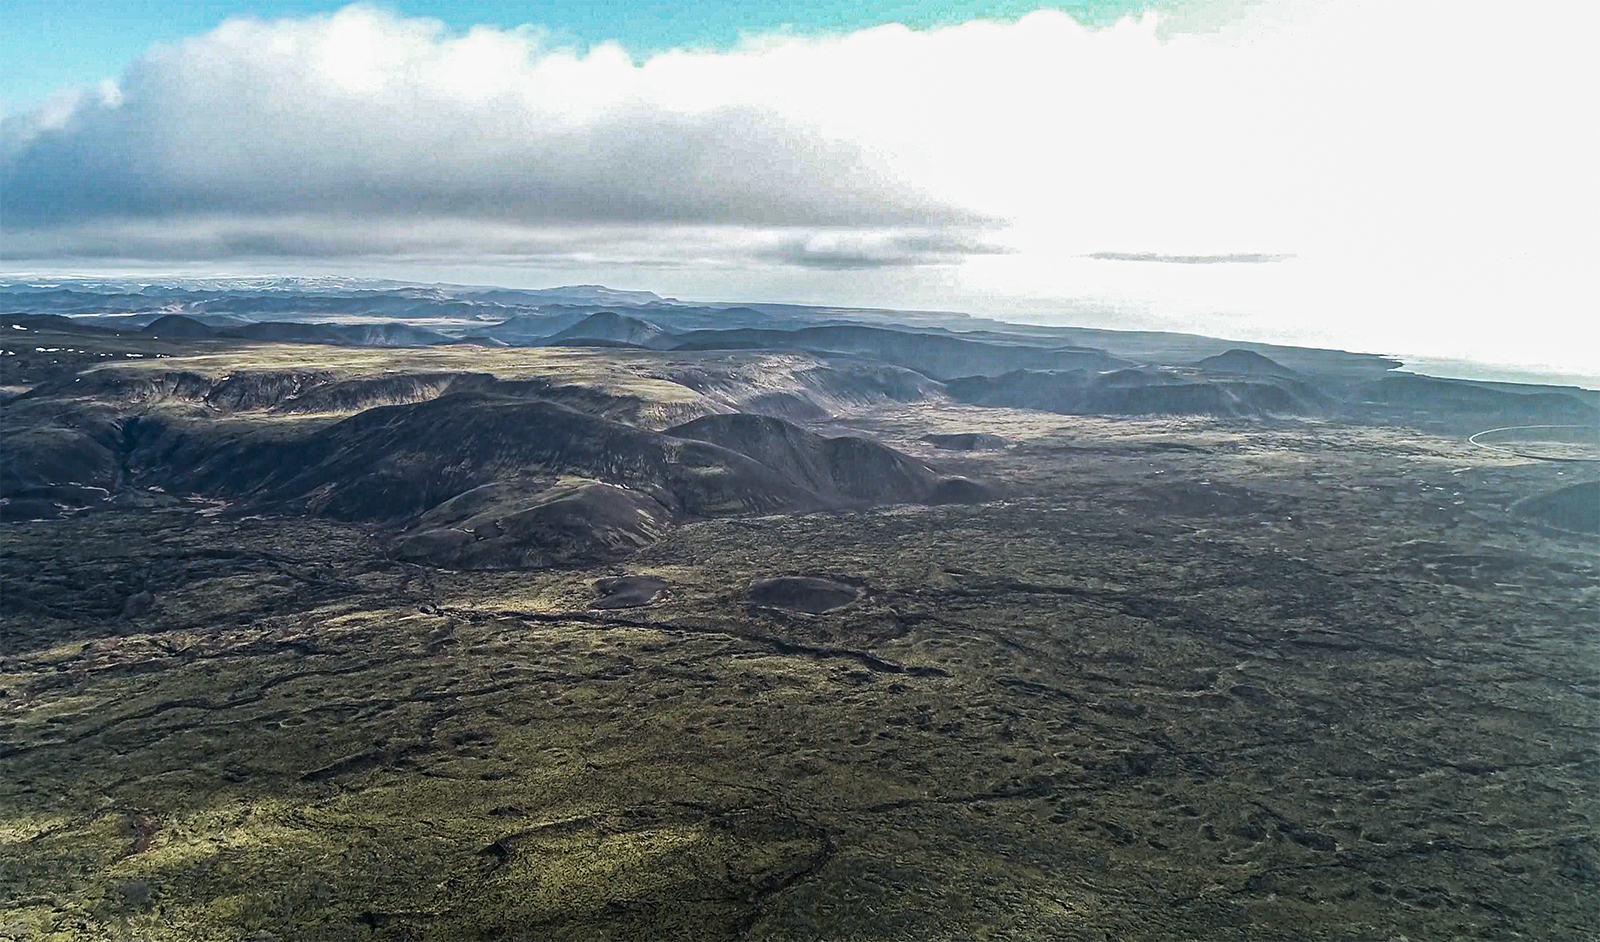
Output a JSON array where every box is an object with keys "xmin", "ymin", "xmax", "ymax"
[{"xmin": 0, "ymin": 285, "xmax": 1596, "ymax": 941}]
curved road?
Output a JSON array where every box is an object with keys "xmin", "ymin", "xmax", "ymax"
[{"xmin": 1467, "ymin": 424, "xmax": 1600, "ymax": 463}]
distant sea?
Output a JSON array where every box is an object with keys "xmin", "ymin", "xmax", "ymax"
[{"xmin": 1393, "ymin": 355, "xmax": 1600, "ymax": 393}]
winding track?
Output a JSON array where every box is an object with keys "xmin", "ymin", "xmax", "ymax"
[{"xmin": 1467, "ymin": 424, "xmax": 1600, "ymax": 463}]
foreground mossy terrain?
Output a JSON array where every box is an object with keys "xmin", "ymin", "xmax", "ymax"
[{"xmin": 2, "ymin": 399, "xmax": 1596, "ymax": 940}]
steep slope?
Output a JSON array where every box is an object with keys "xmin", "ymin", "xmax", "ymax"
[
  {"xmin": 30, "ymin": 366, "xmax": 686, "ymax": 427},
  {"xmin": 543, "ymin": 312, "xmax": 674, "ymax": 349},
  {"xmin": 666, "ymin": 413, "xmax": 975, "ymax": 505},
  {"xmin": 0, "ymin": 400, "xmax": 127, "ymax": 507},
  {"xmin": 1515, "ymin": 481, "xmax": 1599, "ymax": 534},
  {"xmin": 129, "ymin": 395, "xmax": 819, "ymax": 521},
  {"xmin": 392, "ymin": 480, "xmax": 676, "ymax": 570},
  {"xmin": 481, "ymin": 311, "xmax": 594, "ymax": 343},
  {"xmin": 1196, "ymin": 349, "xmax": 1301, "ymax": 378},
  {"xmin": 142, "ymin": 314, "xmax": 219, "ymax": 339},
  {"xmin": 101, "ymin": 394, "xmax": 984, "ymax": 566},
  {"xmin": 661, "ymin": 357, "xmax": 944, "ymax": 421}
]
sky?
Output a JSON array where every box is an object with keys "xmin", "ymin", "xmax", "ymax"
[
  {"xmin": 2, "ymin": 0, "xmax": 1597, "ymax": 376},
  {"xmin": 1, "ymin": 0, "xmax": 1195, "ymax": 115}
]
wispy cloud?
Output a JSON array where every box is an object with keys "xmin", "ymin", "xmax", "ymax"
[
  {"xmin": 0, "ymin": 216, "xmax": 1008, "ymax": 272},
  {"xmin": 760, "ymin": 231, "xmax": 1015, "ymax": 270},
  {"xmin": 1087, "ymin": 252, "xmax": 1292, "ymax": 264}
]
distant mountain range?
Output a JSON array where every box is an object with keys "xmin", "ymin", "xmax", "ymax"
[
  {"xmin": 3, "ymin": 278, "xmax": 1594, "ymax": 429},
  {"xmin": 0, "ymin": 276, "xmax": 671, "ymax": 305},
  {"xmin": 0, "ymin": 277, "xmax": 1401, "ymax": 374}
]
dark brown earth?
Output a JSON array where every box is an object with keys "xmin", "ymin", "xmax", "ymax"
[
  {"xmin": 1516, "ymin": 479, "xmax": 1600, "ymax": 534},
  {"xmin": 1, "ymin": 322, "xmax": 1596, "ymax": 941},
  {"xmin": 747, "ymin": 576, "xmax": 861, "ymax": 614},
  {"xmin": 590, "ymin": 575, "xmax": 671, "ymax": 609}
]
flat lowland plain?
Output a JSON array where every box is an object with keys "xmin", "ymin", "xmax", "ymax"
[{"xmin": 1, "ymin": 343, "xmax": 1597, "ymax": 940}]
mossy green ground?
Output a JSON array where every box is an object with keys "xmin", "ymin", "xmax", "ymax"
[{"xmin": 2, "ymin": 411, "xmax": 1596, "ymax": 940}]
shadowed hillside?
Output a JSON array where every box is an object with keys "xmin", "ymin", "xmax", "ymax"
[
  {"xmin": 544, "ymin": 311, "xmax": 674, "ymax": 349},
  {"xmin": 1195, "ymin": 349, "xmax": 1301, "ymax": 377},
  {"xmin": 946, "ymin": 368, "xmax": 1331, "ymax": 417},
  {"xmin": 143, "ymin": 315, "xmax": 454, "ymax": 346},
  {"xmin": 4, "ymin": 358, "xmax": 986, "ymax": 567},
  {"xmin": 1516, "ymin": 480, "xmax": 1599, "ymax": 534},
  {"xmin": 1348, "ymin": 374, "xmax": 1599, "ymax": 432},
  {"xmin": 667, "ymin": 412, "xmax": 978, "ymax": 506}
]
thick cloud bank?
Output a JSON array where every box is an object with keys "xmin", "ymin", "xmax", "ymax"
[
  {"xmin": 1, "ymin": 4, "xmax": 1003, "ymax": 265},
  {"xmin": 5, "ymin": 3, "xmax": 1595, "ymax": 266},
  {"xmin": 1, "ymin": 1, "xmax": 1596, "ymax": 371}
]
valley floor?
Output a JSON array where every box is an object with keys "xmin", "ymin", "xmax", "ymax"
[{"xmin": 2, "ymin": 407, "xmax": 1596, "ymax": 941}]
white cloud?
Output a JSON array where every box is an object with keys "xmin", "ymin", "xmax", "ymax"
[
  {"xmin": 1, "ymin": 0, "xmax": 1595, "ymax": 370},
  {"xmin": 0, "ymin": 4, "xmax": 982, "ymax": 233}
]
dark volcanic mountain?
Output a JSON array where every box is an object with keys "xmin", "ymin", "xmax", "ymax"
[
  {"xmin": 1349, "ymin": 374, "xmax": 1599, "ymax": 432},
  {"xmin": 669, "ymin": 325, "xmax": 1131, "ymax": 379},
  {"xmin": 666, "ymin": 412, "xmax": 967, "ymax": 506},
  {"xmin": 4, "ymin": 359, "xmax": 987, "ymax": 567},
  {"xmin": 142, "ymin": 314, "xmax": 219, "ymax": 339},
  {"xmin": 143, "ymin": 315, "xmax": 453, "ymax": 347},
  {"xmin": 392, "ymin": 480, "xmax": 677, "ymax": 569},
  {"xmin": 156, "ymin": 396, "xmax": 983, "ymax": 566},
  {"xmin": 483, "ymin": 310, "xmax": 599, "ymax": 343},
  {"xmin": 543, "ymin": 312, "xmax": 674, "ymax": 349},
  {"xmin": 1196, "ymin": 349, "xmax": 1301, "ymax": 377}
]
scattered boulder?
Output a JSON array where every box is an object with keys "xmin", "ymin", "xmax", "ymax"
[{"xmin": 116, "ymin": 880, "xmax": 154, "ymax": 909}]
